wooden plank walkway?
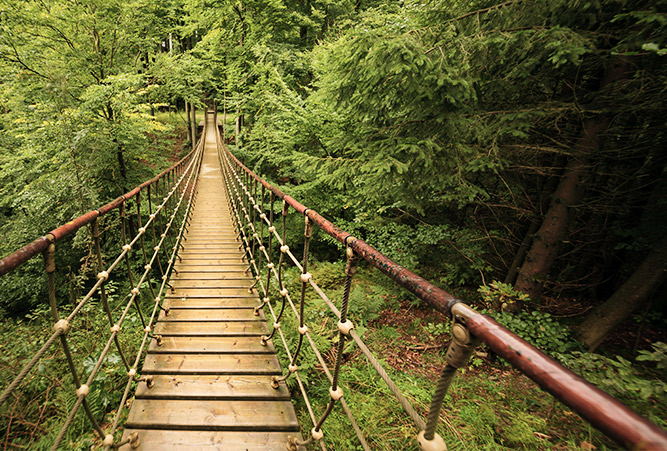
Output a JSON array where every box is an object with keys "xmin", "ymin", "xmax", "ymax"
[{"xmin": 121, "ymin": 113, "xmax": 302, "ymax": 450}]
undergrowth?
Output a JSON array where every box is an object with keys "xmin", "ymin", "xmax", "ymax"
[{"xmin": 270, "ymin": 267, "xmax": 667, "ymax": 450}]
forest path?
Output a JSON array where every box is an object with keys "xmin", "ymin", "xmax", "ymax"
[{"xmin": 120, "ymin": 113, "xmax": 302, "ymax": 450}]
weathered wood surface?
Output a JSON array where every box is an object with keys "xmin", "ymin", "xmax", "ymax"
[
  {"xmin": 134, "ymin": 375, "xmax": 290, "ymax": 400},
  {"xmin": 126, "ymin": 399, "xmax": 299, "ymax": 430},
  {"xmin": 121, "ymin": 112, "xmax": 301, "ymax": 450},
  {"xmin": 120, "ymin": 430, "xmax": 300, "ymax": 450},
  {"xmin": 148, "ymin": 336, "xmax": 276, "ymax": 354}
]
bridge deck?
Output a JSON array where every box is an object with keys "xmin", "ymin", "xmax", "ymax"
[{"xmin": 121, "ymin": 114, "xmax": 302, "ymax": 450}]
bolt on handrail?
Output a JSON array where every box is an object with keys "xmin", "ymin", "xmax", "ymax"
[
  {"xmin": 0, "ymin": 127, "xmax": 206, "ymax": 449},
  {"xmin": 214, "ymin": 112, "xmax": 667, "ymax": 450}
]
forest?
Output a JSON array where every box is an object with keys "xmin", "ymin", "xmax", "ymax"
[{"xmin": 0, "ymin": 0, "xmax": 666, "ymax": 449}]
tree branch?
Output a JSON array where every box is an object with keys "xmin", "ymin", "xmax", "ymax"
[{"xmin": 455, "ymin": 0, "xmax": 520, "ymax": 21}]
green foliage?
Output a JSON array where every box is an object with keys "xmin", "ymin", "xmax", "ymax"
[
  {"xmin": 1, "ymin": 0, "xmax": 666, "ymax": 448},
  {"xmin": 558, "ymin": 349, "xmax": 667, "ymax": 425},
  {"xmin": 425, "ymin": 321, "xmax": 451, "ymax": 338},
  {"xmin": 489, "ymin": 309, "xmax": 579, "ymax": 357},
  {"xmin": 636, "ymin": 342, "xmax": 667, "ymax": 370},
  {"xmin": 478, "ymin": 280, "xmax": 531, "ymax": 311}
]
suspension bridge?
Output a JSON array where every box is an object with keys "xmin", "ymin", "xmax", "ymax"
[{"xmin": 0, "ymin": 111, "xmax": 666, "ymax": 450}]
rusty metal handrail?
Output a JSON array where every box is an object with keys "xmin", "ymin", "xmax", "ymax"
[
  {"xmin": 221, "ymin": 139, "xmax": 667, "ymax": 449},
  {"xmin": 0, "ymin": 147, "xmax": 198, "ymax": 278}
]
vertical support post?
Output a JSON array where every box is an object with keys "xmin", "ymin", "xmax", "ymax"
[
  {"xmin": 44, "ymin": 241, "xmax": 58, "ymax": 322},
  {"xmin": 418, "ymin": 304, "xmax": 478, "ymax": 451}
]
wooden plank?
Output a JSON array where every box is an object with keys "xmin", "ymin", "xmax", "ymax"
[
  {"xmin": 142, "ymin": 353, "xmax": 282, "ymax": 375},
  {"xmin": 164, "ymin": 293, "xmax": 256, "ymax": 300},
  {"xmin": 163, "ymin": 297, "xmax": 258, "ymax": 308},
  {"xmin": 119, "ymin": 429, "xmax": 305, "ymax": 450},
  {"xmin": 169, "ymin": 286, "xmax": 254, "ymax": 293},
  {"xmin": 174, "ymin": 260, "xmax": 248, "ymax": 273},
  {"xmin": 125, "ymin": 399, "xmax": 299, "ymax": 431},
  {"xmin": 180, "ymin": 250, "xmax": 243, "ymax": 255},
  {"xmin": 158, "ymin": 308, "xmax": 261, "ymax": 322},
  {"xmin": 181, "ymin": 244, "xmax": 241, "ymax": 249},
  {"xmin": 185, "ymin": 236, "xmax": 237, "ymax": 241},
  {"xmin": 178, "ymin": 252, "xmax": 245, "ymax": 261},
  {"xmin": 153, "ymin": 321, "xmax": 267, "ymax": 336},
  {"xmin": 134, "ymin": 375, "xmax": 289, "ymax": 399},
  {"xmin": 171, "ymin": 274, "xmax": 251, "ymax": 281},
  {"xmin": 177, "ymin": 258, "xmax": 250, "ymax": 267},
  {"xmin": 148, "ymin": 336, "xmax": 274, "ymax": 354},
  {"xmin": 178, "ymin": 249, "xmax": 241, "ymax": 254},
  {"xmin": 170, "ymin": 287, "xmax": 255, "ymax": 297},
  {"xmin": 171, "ymin": 278, "xmax": 253, "ymax": 288}
]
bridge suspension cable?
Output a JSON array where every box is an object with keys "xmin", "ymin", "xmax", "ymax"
[{"xmin": 215, "ymin": 112, "xmax": 667, "ymax": 450}]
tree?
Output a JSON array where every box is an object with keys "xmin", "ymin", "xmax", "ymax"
[{"xmin": 577, "ymin": 234, "xmax": 667, "ymax": 351}]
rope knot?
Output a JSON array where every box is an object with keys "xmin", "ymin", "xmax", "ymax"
[
  {"xmin": 53, "ymin": 319, "xmax": 69, "ymax": 335},
  {"xmin": 76, "ymin": 384, "xmax": 89, "ymax": 398},
  {"xmin": 329, "ymin": 386, "xmax": 344, "ymax": 401},
  {"xmin": 338, "ymin": 320, "xmax": 354, "ymax": 336},
  {"xmin": 417, "ymin": 431, "xmax": 447, "ymax": 451},
  {"xmin": 102, "ymin": 434, "xmax": 114, "ymax": 447}
]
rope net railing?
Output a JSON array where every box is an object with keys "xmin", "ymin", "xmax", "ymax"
[
  {"xmin": 0, "ymin": 121, "xmax": 206, "ymax": 449},
  {"xmin": 214, "ymin": 115, "xmax": 667, "ymax": 451}
]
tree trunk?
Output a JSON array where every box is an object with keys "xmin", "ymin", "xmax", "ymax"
[
  {"xmin": 185, "ymin": 101, "xmax": 191, "ymax": 143},
  {"xmin": 113, "ymin": 138, "xmax": 127, "ymax": 180},
  {"xmin": 514, "ymin": 58, "xmax": 631, "ymax": 301},
  {"xmin": 514, "ymin": 118, "xmax": 608, "ymax": 299},
  {"xmin": 235, "ymin": 109, "xmax": 242, "ymax": 144},
  {"xmin": 577, "ymin": 234, "xmax": 667, "ymax": 351},
  {"xmin": 505, "ymin": 219, "xmax": 540, "ymax": 285},
  {"xmin": 190, "ymin": 102, "xmax": 197, "ymax": 150}
]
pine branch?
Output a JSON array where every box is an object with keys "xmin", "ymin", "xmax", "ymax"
[{"xmin": 455, "ymin": 0, "xmax": 520, "ymax": 21}]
